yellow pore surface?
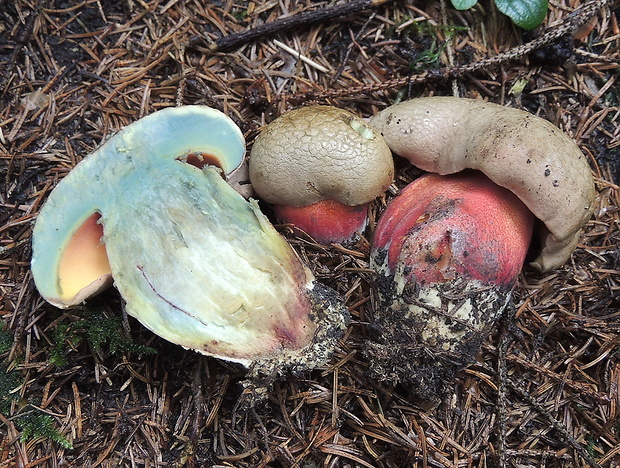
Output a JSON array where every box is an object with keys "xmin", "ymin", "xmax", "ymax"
[{"xmin": 58, "ymin": 213, "xmax": 111, "ymax": 301}]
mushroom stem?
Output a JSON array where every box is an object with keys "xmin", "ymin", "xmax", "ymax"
[
  {"xmin": 367, "ymin": 171, "xmax": 534, "ymax": 402},
  {"xmin": 274, "ymin": 199, "xmax": 369, "ymax": 244}
]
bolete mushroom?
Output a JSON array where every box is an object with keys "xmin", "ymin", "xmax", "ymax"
[
  {"xmin": 369, "ymin": 96, "xmax": 596, "ymax": 271},
  {"xmin": 367, "ymin": 171, "xmax": 534, "ymax": 400},
  {"xmin": 31, "ymin": 105, "xmax": 349, "ymax": 399},
  {"xmin": 249, "ymin": 105, "xmax": 394, "ymax": 244},
  {"xmin": 364, "ymin": 97, "xmax": 596, "ymax": 402}
]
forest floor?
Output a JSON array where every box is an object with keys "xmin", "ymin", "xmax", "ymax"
[{"xmin": 1, "ymin": 0, "xmax": 620, "ymax": 466}]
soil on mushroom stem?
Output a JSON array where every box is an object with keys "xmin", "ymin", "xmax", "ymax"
[{"xmin": 365, "ymin": 269, "xmax": 513, "ymax": 403}]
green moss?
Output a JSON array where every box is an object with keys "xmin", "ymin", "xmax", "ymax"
[
  {"xmin": 0, "ymin": 326, "xmax": 12, "ymax": 354},
  {"xmin": 0, "ymin": 364, "xmax": 20, "ymax": 414},
  {"xmin": 16, "ymin": 411, "xmax": 73, "ymax": 449},
  {"xmin": 409, "ymin": 22, "xmax": 468, "ymax": 39},
  {"xmin": 0, "ymin": 333, "xmax": 72, "ymax": 448},
  {"xmin": 50, "ymin": 309, "xmax": 157, "ymax": 367},
  {"xmin": 584, "ymin": 433, "xmax": 600, "ymax": 458},
  {"xmin": 399, "ymin": 22, "xmax": 468, "ymax": 72},
  {"xmin": 410, "ymin": 41, "xmax": 445, "ymax": 72},
  {"xmin": 230, "ymin": 8, "xmax": 249, "ymax": 21},
  {"xmin": 2, "ymin": 312, "xmax": 156, "ymax": 450}
]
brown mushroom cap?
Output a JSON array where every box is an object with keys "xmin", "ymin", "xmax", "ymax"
[
  {"xmin": 249, "ymin": 105, "xmax": 394, "ymax": 207},
  {"xmin": 369, "ymin": 97, "xmax": 596, "ymax": 271}
]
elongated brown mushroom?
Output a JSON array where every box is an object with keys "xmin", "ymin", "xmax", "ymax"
[
  {"xmin": 249, "ymin": 105, "xmax": 394, "ymax": 244},
  {"xmin": 369, "ymin": 97, "xmax": 596, "ymax": 271},
  {"xmin": 365, "ymin": 97, "xmax": 596, "ymax": 402}
]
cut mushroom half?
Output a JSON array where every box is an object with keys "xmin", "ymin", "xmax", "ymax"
[
  {"xmin": 31, "ymin": 106, "xmax": 349, "ymax": 399},
  {"xmin": 32, "ymin": 105, "xmax": 246, "ymax": 309},
  {"xmin": 249, "ymin": 105, "xmax": 394, "ymax": 244}
]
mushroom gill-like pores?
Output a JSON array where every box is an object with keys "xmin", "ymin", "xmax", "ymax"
[
  {"xmin": 249, "ymin": 105, "xmax": 394, "ymax": 244},
  {"xmin": 31, "ymin": 106, "xmax": 349, "ymax": 398},
  {"xmin": 365, "ymin": 97, "xmax": 596, "ymax": 402}
]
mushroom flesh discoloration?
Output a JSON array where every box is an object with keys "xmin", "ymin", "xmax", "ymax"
[{"xmin": 31, "ymin": 106, "xmax": 349, "ymax": 401}]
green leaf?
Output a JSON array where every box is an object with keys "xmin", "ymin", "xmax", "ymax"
[
  {"xmin": 495, "ymin": 0, "xmax": 548, "ymax": 30},
  {"xmin": 451, "ymin": 0, "xmax": 477, "ymax": 10},
  {"xmin": 508, "ymin": 78, "xmax": 529, "ymax": 97}
]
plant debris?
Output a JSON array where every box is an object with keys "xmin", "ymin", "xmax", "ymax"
[{"xmin": 1, "ymin": 0, "xmax": 619, "ymax": 466}]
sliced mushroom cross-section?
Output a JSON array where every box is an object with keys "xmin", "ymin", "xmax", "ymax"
[{"xmin": 31, "ymin": 106, "xmax": 349, "ymax": 393}]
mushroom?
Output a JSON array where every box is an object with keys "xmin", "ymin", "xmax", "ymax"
[
  {"xmin": 367, "ymin": 171, "xmax": 534, "ymax": 401},
  {"xmin": 364, "ymin": 97, "xmax": 596, "ymax": 402},
  {"xmin": 369, "ymin": 96, "xmax": 596, "ymax": 271},
  {"xmin": 31, "ymin": 105, "xmax": 349, "ymax": 399},
  {"xmin": 249, "ymin": 105, "xmax": 394, "ymax": 244}
]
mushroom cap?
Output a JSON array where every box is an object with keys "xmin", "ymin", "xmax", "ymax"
[
  {"xmin": 249, "ymin": 105, "xmax": 394, "ymax": 207},
  {"xmin": 372, "ymin": 171, "xmax": 535, "ymax": 287},
  {"xmin": 369, "ymin": 97, "xmax": 596, "ymax": 271},
  {"xmin": 273, "ymin": 199, "xmax": 370, "ymax": 244}
]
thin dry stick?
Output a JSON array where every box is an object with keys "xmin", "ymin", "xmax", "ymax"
[
  {"xmin": 439, "ymin": 0, "xmax": 459, "ymax": 97},
  {"xmin": 291, "ymin": 0, "xmax": 613, "ymax": 102},
  {"xmin": 202, "ymin": 0, "xmax": 394, "ymax": 53}
]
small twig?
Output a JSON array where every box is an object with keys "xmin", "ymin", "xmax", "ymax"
[
  {"xmin": 272, "ymin": 39, "xmax": 331, "ymax": 73},
  {"xmin": 201, "ymin": 0, "xmax": 393, "ymax": 53},
  {"xmin": 286, "ymin": 0, "xmax": 613, "ymax": 102},
  {"xmin": 190, "ymin": 363, "xmax": 205, "ymax": 446},
  {"xmin": 439, "ymin": 0, "xmax": 459, "ymax": 97}
]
